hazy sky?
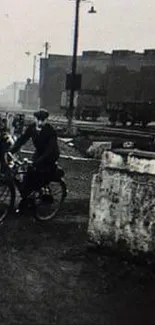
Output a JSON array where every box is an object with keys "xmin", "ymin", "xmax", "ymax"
[{"xmin": 0, "ymin": 0, "xmax": 155, "ymax": 89}]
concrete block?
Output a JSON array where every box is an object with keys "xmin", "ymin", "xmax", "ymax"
[{"xmin": 88, "ymin": 151, "xmax": 155, "ymax": 255}]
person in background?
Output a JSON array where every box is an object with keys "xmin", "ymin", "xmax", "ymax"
[{"xmin": 12, "ymin": 113, "xmax": 25, "ymax": 138}]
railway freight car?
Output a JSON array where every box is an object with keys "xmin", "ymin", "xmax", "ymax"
[
  {"xmin": 60, "ymin": 89, "xmax": 104, "ymax": 121},
  {"xmin": 103, "ymin": 66, "xmax": 155, "ymax": 126}
]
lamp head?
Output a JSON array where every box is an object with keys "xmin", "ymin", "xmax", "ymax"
[{"xmin": 88, "ymin": 5, "xmax": 97, "ymax": 14}]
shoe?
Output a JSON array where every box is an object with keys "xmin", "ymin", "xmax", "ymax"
[
  {"xmin": 41, "ymin": 194, "xmax": 54, "ymax": 204},
  {"xmin": 16, "ymin": 197, "xmax": 34, "ymax": 215}
]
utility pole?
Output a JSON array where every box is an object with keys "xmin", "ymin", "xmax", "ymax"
[
  {"xmin": 44, "ymin": 42, "xmax": 49, "ymax": 58},
  {"xmin": 67, "ymin": 0, "xmax": 80, "ymax": 134},
  {"xmin": 25, "ymin": 78, "xmax": 31, "ymax": 109}
]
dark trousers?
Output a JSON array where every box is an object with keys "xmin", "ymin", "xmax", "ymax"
[{"xmin": 21, "ymin": 164, "xmax": 56, "ymax": 198}]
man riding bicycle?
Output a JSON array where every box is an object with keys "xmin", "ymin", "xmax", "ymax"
[{"xmin": 10, "ymin": 109, "xmax": 60, "ymax": 209}]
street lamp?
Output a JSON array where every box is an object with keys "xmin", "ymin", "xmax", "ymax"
[
  {"xmin": 67, "ymin": 0, "xmax": 97, "ymax": 134},
  {"xmin": 25, "ymin": 51, "xmax": 43, "ymax": 83},
  {"xmin": 24, "ymin": 52, "xmax": 43, "ymax": 110}
]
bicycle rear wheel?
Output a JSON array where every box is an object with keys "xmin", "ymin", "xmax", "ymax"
[
  {"xmin": 0, "ymin": 177, "xmax": 15, "ymax": 222},
  {"xmin": 35, "ymin": 179, "xmax": 67, "ymax": 221}
]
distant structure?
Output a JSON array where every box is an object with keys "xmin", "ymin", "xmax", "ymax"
[
  {"xmin": 39, "ymin": 49, "xmax": 155, "ymax": 115},
  {"xmin": 0, "ymin": 82, "xmax": 25, "ymax": 109},
  {"xmin": 18, "ymin": 79, "xmax": 39, "ymax": 110}
]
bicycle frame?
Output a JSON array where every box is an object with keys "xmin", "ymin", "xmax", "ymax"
[
  {"xmin": 2, "ymin": 155, "xmax": 28, "ymax": 198},
  {"xmin": 0, "ymin": 153, "xmax": 67, "ymax": 221}
]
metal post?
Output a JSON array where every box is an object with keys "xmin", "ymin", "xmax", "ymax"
[
  {"xmin": 26, "ymin": 83, "xmax": 29, "ymax": 109},
  {"xmin": 67, "ymin": 0, "xmax": 80, "ymax": 134},
  {"xmin": 32, "ymin": 55, "xmax": 36, "ymax": 83}
]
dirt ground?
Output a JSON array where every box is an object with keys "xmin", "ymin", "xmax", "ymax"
[{"xmin": 0, "ymin": 157, "xmax": 155, "ymax": 325}]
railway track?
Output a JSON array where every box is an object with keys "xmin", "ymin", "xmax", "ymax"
[
  {"xmin": 47, "ymin": 115, "xmax": 155, "ymax": 139},
  {"xmin": 47, "ymin": 117, "xmax": 155, "ymax": 138},
  {"xmin": 0, "ymin": 107, "xmax": 155, "ymax": 141}
]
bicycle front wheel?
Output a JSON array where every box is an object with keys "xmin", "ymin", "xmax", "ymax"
[
  {"xmin": 35, "ymin": 179, "xmax": 67, "ymax": 221},
  {"xmin": 0, "ymin": 177, "xmax": 15, "ymax": 222}
]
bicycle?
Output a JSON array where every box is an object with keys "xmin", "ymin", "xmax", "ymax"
[{"xmin": 0, "ymin": 152, "xmax": 67, "ymax": 223}]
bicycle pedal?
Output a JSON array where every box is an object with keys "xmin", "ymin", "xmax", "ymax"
[
  {"xmin": 15, "ymin": 208, "xmax": 22, "ymax": 217},
  {"xmin": 15, "ymin": 209, "xmax": 23, "ymax": 218}
]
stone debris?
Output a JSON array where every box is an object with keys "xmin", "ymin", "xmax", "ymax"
[
  {"xmin": 58, "ymin": 138, "xmax": 83, "ymax": 158},
  {"xmin": 87, "ymin": 141, "xmax": 112, "ymax": 159}
]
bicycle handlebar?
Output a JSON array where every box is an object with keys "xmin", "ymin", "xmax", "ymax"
[
  {"xmin": 4, "ymin": 151, "xmax": 32, "ymax": 167},
  {"xmin": 4, "ymin": 151, "xmax": 15, "ymax": 166}
]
